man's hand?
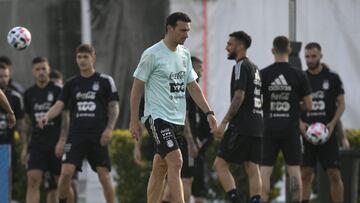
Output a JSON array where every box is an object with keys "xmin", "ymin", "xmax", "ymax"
[
  {"xmin": 214, "ymin": 122, "xmax": 226, "ymax": 139},
  {"xmin": 38, "ymin": 115, "xmax": 49, "ymax": 129},
  {"xmin": 207, "ymin": 114, "xmax": 217, "ymax": 133},
  {"xmin": 7, "ymin": 113, "xmax": 16, "ymax": 128},
  {"xmin": 130, "ymin": 119, "xmax": 143, "ymax": 141},
  {"xmin": 188, "ymin": 139, "xmax": 199, "ymax": 158},
  {"xmin": 326, "ymin": 121, "xmax": 336, "ymax": 137},
  {"xmin": 133, "ymin": 142, "xmax": 145, "ymax": 166},
  {"xmin": 299, "ymin": 120, "xmax": 309, "ymax": 136},
  {"xmin": 55, "ymin": 140, "xmax": 66, "ymax": 158},
  {"xmin": 100, "ymin": 127, "xmax": 112, "ymax": 146}
]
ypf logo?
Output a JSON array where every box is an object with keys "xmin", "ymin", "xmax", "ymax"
[
  {"xmin": 77, "ymin": 101, "xmax": 96, "ymax": 111},
  {"xmin": 170, "ymin": 83, "xmax": 185, "ymax": 93},
  {"xmin": 270, "ymin": 101, "xmax": 290, "ymax": 111}
]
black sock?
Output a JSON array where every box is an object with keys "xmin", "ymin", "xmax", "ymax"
[
  {"xmin": 227, "ymin": 189, "xmax": 241, "ymax": 203},
  {"xmin": 301, "ymin": 201, "xmax": 309, "ymax": 203},
  {"xmin": 249, "ymin": 194, "xmax": 261, "ymax": 203},
  {"xmin": 59, "ymin": 198, "xmax": 66, "ymax": 203},
  {"xmin": 162, "ymin": 201, "xmax": 170, "ymax": 203}
]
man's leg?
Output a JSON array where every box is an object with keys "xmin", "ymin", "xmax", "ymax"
[
  {"xmin": 259, "ymin": 166, "xmax": 273, "ymax": 202},
  {"xmin": 244, "ymin": 161, "xmax": 262, "ymax": 203},
  {"xmin": 162, "ymin": 181, "xmax": 171, "ymax": 203},
  {"xmin": 58, "ymin": 164, "xmax": 76, "ymax": 202},
  {"xmin": 96, "ymin": 166, "xmax": 115, "ymax": 203},
  {"xmin": 300, "ymin": 166, "xmax": 314, "ymax": 202},
  {"xmin": 182, "ymin": 177, "xmax": 193, "ymax": 203},
  {"xmin": 287, "ymin": 166, "xmax": 302, "ymax": 202},
  {"xmin": 26, "ymin": 169, "xmax": 43, "ymax": 203},
  {"xmin": 164, "ymin": 149, "xmax": 184, "ymax": 203},
  {"xmin": 326, "ymin": 168, "xmax": 343, "ymax": 203},
  {"xmin": 148, "ymin": 154, "xmax": 168, "ymax": 203},
  {"xmin": 214, "ymin": 156, "xmax": 240, "ymax": 203}
]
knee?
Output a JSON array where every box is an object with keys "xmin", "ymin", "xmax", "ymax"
[
  {"xmin": 27, "ymin": 175, "xmax": 41, "ymax": 189},
  {"xmin": 301, "ymin": 168, "xmax": 314, "ymax": 182},
  {"xmin": 98, "ymin": 171, "xmax": 111, "ymax": 185},
  {"xmin": 327, "ymin": 169, "xmax": 342, "ymax": 184},
  {"xmin": 213, "ymin": 158, "xmax": 228, "ymax": 172},
  {"xmin": 60, "ymin": 169, "xmax": 73, "ymax": 183}
]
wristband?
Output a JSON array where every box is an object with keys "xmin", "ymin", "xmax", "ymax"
[{"xmin": 205, "ymin": 111, "xmax": 215, "ymax": 117}]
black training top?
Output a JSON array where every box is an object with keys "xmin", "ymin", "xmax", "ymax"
[
  {"xmin": 24, "ymin": 81, "xmax": 62, "ymax": 150},
  {"xmin": 0, "ymin": 89, "xmax": 24, "ymax": 144},
  {"xmin": 301, "ymin": 67, "xmax": 344, "ymax": 124},
  {"xmin": 229, "ymin": 57, "xmax": 263, "ymax": 137},
  {"xmin": 261, "ymin": 62, "xmax": 312, "ymax": 137},
  {"xmin": 59, "ymin": 72, "xmax": 119, "ymax": 136}
]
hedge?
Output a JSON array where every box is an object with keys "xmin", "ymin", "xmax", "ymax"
[{"xmin": 10, "ymin": 129, "xmax": 360, "ymax": 203}]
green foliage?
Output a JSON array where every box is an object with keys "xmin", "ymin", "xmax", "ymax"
[
  {"xmin": 346, "ymin": 129, "xmax": 360, "ymax": 149},
  {"xmin": 111, "ymin": 131, "xmax": 284, "ymax": 202}
]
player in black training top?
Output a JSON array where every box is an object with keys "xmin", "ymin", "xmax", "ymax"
[
  {"xmin": 39, "ymin": 44, "xmax": 120, "ymax": 203},
  {"xmin": 23, "ymin": 57, "xmax": 73, "ymax": 203},
  {"xmin": 0, "ymin": 63, "xmax": 21, "ymax": 198},
  {"xmin": 187, "ymin": 57, "xmax": 213, "ymax": 203},
  {"xmin": 259, "ymin": 36, "xmax": 312, "ymax": 203},
  {"xmin": 300, "ymin": 42, "xmax": 345, "ymax": 203},
  {"xmin": 213, "ymin": 31, "xmax": 263, "ymax": 203}
]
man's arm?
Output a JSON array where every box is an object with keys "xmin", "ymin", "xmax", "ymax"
[
  {"xmin": 327, "ymin": 94, "xmax": 345, "ymax": 135},
  {"xmin": 19, "ymin": 114, "xmax": 31, "ymax": 164},
  {"xmin": 39, "ymin": 101, "xmax": 64, "ymax": 128},
  {"xmin": 186, "ymin": 81, "xmax": 217, "ymax": 132},
  {"xmin": 300, "ymin": 95, "xmax": 312, "ymax": 112},
  {"xmin": 55, "ymin": 110, "xmax": 70, "ymax": 158},
  {"xmin": 100, "ymin": 100, "xmax": 119, "ymax": 146},
  {"xmin": 129, "ymin": 78, "xmax": 145, "ymax": 140},
  {"xmin": 221, "ymin": 89, "xmax": 245, "ymax": 125},
  {"xmin": 106, "ymin": 101, "xmax": 120, "ymax": 130},
  {"xmin": 0, "ymin": 89, "xmax": 16, "ymax": 127}
]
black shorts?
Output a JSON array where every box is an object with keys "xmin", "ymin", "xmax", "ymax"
[
  {"xmin": 144, "ymin": 117, "xmax": 184, "ymax": 158},
  {"xmin": 192, "ymin": 154, "xmax": 208, "ymax": 198},
  {"xmin": 302, "ymin": 133, "xmax": 340, "ymax": 170},
  {"xmin": 180, "ymin": 139, "xmax": 195, "ymax": 178},
  {"xmin": 261, "ymin": 131, "xmax": 302, "ymax": 166},
  {"xmin": 217, "ymin": 127, "xmax": 262, "ymax": 164},
  {"xmin": 27, "ymin": 147, "xmax": 61, "ymax": 175},
  {"xmin": 62, "ymin": 134, "xmax": 111, "ymax": 172}
]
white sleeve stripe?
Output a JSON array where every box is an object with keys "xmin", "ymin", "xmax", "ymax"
[
  {"xmin": 235, "ymin": 61, "xmax": 243, "ymax": 80},
  {"xmin": 11, "ymin": 91, "xmax": 24, "ymax": 110},
  {"xmin": 100, "ymin": 74, "xmax": 117, "ymax": 93}
]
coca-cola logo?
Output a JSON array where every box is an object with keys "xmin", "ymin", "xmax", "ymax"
[
  {"xmin": 33, "ymin": 102, "xmax": 52, "ymax": 111},
  {"xmin": 76, "ymin": 91, "xmax": 96, "ymax": 100},
  {"xmin": 169, "ymin": 71, "xmax": 186, "ymax": 80}
]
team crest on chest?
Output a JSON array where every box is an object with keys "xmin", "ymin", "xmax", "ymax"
[
  {"xmin": 92, "ymin": 81, "xmax": 99, "ymax": 91},
  {"xmin": 322, "ymin": 80, "xmax": 329, "ymax": 90},
  {"xmin": 47, "ymin": 92, "xmax": 54, "ymax": 101}
]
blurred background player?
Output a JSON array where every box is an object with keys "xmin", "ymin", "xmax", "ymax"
[
  {"xmin": 300, "ymin": 42, "xmax": 346, "ymax": 203},
  {"xmin": 39, "ymin": 44, "xmax": 120, "ymax": 203},
  {"xmin": 213, "ymin": 31, "xmax": 263, "ymax": 203},
  {"xmin": 259, "ymin": 36, "xmax": 312, "ymax": 203},
  {"xmin": 0, "ymin": 62, "xmax": 23, "ymax": 198},
  {"xmin": 23, "ymin": 57, "xmax": 73, "ymax": 203},
  {"xmin": 0, "ymin": 56, "xmax": 25, "ymax": 94}
]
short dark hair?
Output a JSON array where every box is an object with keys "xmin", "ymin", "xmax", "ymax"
[
  {"xmin": 165, "ymin": 12, "xmax": 191, "ymax": 32},
  {"xmin": 229, "ymin": 31, "xmax": 252, "ymax": 49},
  {"xmin": 273, "ymin": 36, "xmax": 290, "ymax": 54},
  {"xmin": 0, "ymin": 63, "xmax": 9, "ymax": 70},
  {"xmin": 191, "ymin": 56, "xmax": 202, "ymax": 64},
  {"xmin": 76, "ymin": 44, "xmax": 96, "ymax": 55},
  {"xmin": 32, "ymin": 56, "xmax": 48, "ymax": 65},
  {"xmin": 0, "ymin": 56, "xmax": 12, "ymax": 66},
  {"xmin": 305, "ymin": 42, "xmax": 322, "ymax": 51},
  {"xmin": 49, "ymin": 70, "xmax": 63, "ymax": 80}
]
